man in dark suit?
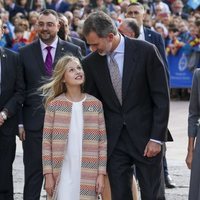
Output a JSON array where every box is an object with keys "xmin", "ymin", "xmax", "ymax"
[
  {"xmin": 82, "ymin": 11, "xmax": 169, "ymax": 200},
  {"xmin": 19, "ymin": 9, "xmax": 82, "ymax": 200},
  {"xmin": 126, "ymin": 2, "xmax": 168, "ymax": 73},
  {"xmin": 0, "ymin": 18, "xmax": 24, "ymax": 200},
  {"xmin": 126, "ymin": 3, "xmax": 175, "ymax": 192},
  {"xmin": 4, "ymin": 0, "xmax": 26, "ymax": 21},
  {"xmin": 46, "ymin": 0, "xmax": 70, "ymax": 13},
  {"xmin": 171, "ymin": 0, "xmax": 189, "ymax": 20},
  {"xmin": 58, "ymin": 14, "xmax": 87, "ymax": 56}
]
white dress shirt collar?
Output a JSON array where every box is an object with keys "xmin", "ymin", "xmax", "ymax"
[{"xmin": 138, "ymin": 25, "xmax": 145, "ymax": 41}]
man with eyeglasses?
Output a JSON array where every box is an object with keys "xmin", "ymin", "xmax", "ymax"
[
  {"xmin": 0, "ymin": 18, "xmax": 24, "ymax": 200},
  {"xmin": 126, "ymin": 2, "xmax": 169, "ymax": 76},
  {"xmin": 18, "ymin": 9, "xmax": 82, "ymax": 200}
]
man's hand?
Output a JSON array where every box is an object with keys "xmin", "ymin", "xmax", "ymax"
[
  {"xmin": 144, "ymin": 140, "xmax": 161, "ymax": 157},
  {"xmin": 19, "ymin": 127, "xmax": 26, "ymax": 141}
]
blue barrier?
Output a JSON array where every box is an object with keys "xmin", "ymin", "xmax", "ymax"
[{"xmin": 168, "ymin": 48, "xmax": 193, "ymax": 88}]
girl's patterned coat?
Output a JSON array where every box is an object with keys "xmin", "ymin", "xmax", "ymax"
[{"xmin": 42, "ymin": 93, "xmax": 107, "ymax": 200}]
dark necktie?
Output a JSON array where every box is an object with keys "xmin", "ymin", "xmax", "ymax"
[
  {"xmin": 108, "ymin": 52, "xmax": 122, "ymax": 104},
  {"xmin": 45, "ymin": 46, "xmax": 53, "ymax": 76}
]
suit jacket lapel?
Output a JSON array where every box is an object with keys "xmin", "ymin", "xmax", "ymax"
[
  {"xmin": 53, "ymin": 38, "xmax": 67, "ymax": 68},
  {"xmin": 33, "ymin": 40, "xmax": 46, "ymax": 76},
  {"xmin": 95, "ymin": 53, "xmax": 120, "ymax": 106},
  {"xmin": 0, "ymin": 48, "xmax": 7, "ymax": 89},
  {"xmin": 122, "ymin": 37, "xmax": 137, "ymax": 101},
  {"xmin": 144, "ymin": 27, "xmax": 152, "ymax": 43}
]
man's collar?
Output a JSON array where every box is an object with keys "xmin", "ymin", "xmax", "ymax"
[
  {"xmin": 39, "ymin": 36, "xmax": 58, "ymax": 50},
  {"xmin": 112, "ymin": 34, "xmax": 124, "ymax": 54},
  {"xmin": 10, "ymin": 3, "xmax": 15, "ymax": 9}
]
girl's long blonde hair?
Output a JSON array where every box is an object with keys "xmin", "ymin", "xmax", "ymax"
[{"xmin": 40, "ymin": 55, "xmax": 82, "ymax": 108}]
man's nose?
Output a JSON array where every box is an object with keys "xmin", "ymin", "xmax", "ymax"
[{"xmin": 41, "ymin": 24, "xmax": 49, "ymax": 30}]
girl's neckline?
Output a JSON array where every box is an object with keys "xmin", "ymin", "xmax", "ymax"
[{"xmin": 65, "ymin": 94, "xmax": 87, "ymax": 103}]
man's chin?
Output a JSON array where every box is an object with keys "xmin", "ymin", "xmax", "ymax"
[{"xmin": 40, "ymin": 37, "xmax": 53, "ymax": 44}]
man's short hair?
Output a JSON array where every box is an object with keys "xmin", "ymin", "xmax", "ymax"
[
  {"xmin": 39, "ymin": 9, "xmax": 59, "ymax": 21},
  {"xmin": 128, "ymin": 2, "xmax": 145, "ymax": 10},
  {"xmin": 123, "ymin": 18, "xmax": 140, "ymax": 38},
  {"xmin": 83, "ymin": 11, "xmax": 117, "ymax": 37}
]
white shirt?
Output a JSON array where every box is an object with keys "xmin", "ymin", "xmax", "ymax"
[
  {"xmin": 39, "ymin": 36, "xmax": 58, "ymax": 63},
  {"xmin": 138, "ymin": 26, "xmax": 145, "ymax": 41}
]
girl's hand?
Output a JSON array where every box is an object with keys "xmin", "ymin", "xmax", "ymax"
[
  {"xmin": 96, "ymin": 174, "xmax": 105, "ymax": 194},
  {"xmin": 45, "ymin": 174, "xmax": 55, "ymax": 197}
]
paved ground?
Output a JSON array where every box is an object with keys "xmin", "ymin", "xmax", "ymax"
[{"xmin": 13, "ymin": 100, "xmax": 190, "ymax": 199}]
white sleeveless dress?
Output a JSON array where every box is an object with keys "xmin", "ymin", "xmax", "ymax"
[{"xmin": 57, "ymin": 96, "xmax": 86, "ymax": 200}]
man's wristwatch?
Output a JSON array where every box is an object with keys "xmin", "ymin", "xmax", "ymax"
[{"xmin": 1, "ymin": 111, "xmax": 7, "ymax": 120}]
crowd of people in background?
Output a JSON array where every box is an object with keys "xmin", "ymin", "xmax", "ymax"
[
  {"xmin": 0, "ymin": 0, "xmax": 199, "ymax": 65},
  {"xmin": 0, "ymin": 0, "xmax": 199, "ymax": 100}
]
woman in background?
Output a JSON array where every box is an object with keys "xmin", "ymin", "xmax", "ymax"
[{"xmin": 186, "ymin": 68, "xmax": 200, "ymax": 200}]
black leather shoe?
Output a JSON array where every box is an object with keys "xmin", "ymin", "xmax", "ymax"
[{"xmin": 165, "ymin": 175, "xmax": 176, "ymax": 188}]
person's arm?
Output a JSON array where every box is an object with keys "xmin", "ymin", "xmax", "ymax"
[
  {"xmin": 97, "ymin": 101, "xmax": 107, "ymax": 175},
  {"xmin": 43, "ymin": 102, "xmax": 55, "ymax": 196},
  {"xmin": 144, "ymin": 44, "xmax": 170, "ymax": 157},
  {"xmin": 186, "ymin": 69, "xmax": 200, "ymax": 169},
  {"xmin": 186, "ymin": 136, "xmax": 195, "ymax": 169},
  {"xmin": 96, "ymin": 101, "xmax": 107, "ymax": 194},
  {"xmin": 3, "ymin": 52, "xmax": 24, "ymax": 118}
]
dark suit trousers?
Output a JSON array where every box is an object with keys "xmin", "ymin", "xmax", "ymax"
[
  {"xmin": 107, "ymin": 126, "xmax": 164, "ymax": 200},
  {"xmin": 0, "ymin": 134, "xmax": 16, "ymax": 200},
  {"xmin": 23, "ymin": 130, "xmax": 43, "ymax": 200}
]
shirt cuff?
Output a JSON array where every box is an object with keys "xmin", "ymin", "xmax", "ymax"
[
  {"xmin": 150, "ymin": 139, "xmax": 163, "ymax": 145},
  {"xmin": 18, "ymin": 124, "xmax": 24, "ymax": 128}
]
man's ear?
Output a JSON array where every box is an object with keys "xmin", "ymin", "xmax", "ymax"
[{"xmin": 107, "ymin": 33, "xmax": 114, "ymax": 42}]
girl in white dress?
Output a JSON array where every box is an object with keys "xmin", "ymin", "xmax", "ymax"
[{"xmin": 40, "ymin": 55, "xmax": 107, "ymax": 200}]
